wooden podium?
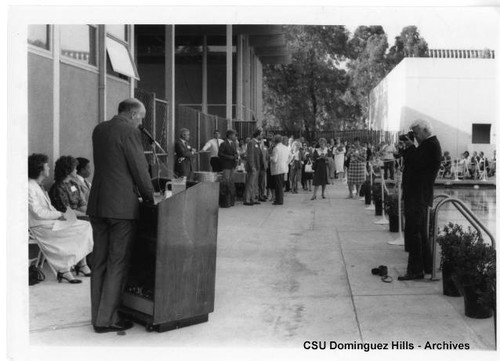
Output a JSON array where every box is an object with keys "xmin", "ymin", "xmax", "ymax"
[{"xmin": 120, "ymin": 182, "xmax": 219, "ymax": 332}]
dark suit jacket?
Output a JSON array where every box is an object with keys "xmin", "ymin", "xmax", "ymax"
[
  {"xmin": 174, "ymin": 139, "xmax": 194, "ymax": 177},
  {"xmin": 245, "ymin": 138, "xmax": 262, "ymax": 172},
  {"xmin": 87, "ymin": 115, "xmax": 154, "ymax": 220},
  {"xmin": 218, "ymin": 139, "xmax": 238, "ymax": 170},
  {"xmin": 402, "ymin": 135, "xmax": 442, "ymax": 207}
]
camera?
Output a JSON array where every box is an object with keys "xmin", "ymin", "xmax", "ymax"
[{"xmin": 398, "ymin": 131, "xmax": 415, "ymax": 142}]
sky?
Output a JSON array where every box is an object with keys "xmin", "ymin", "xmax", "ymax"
[
  {"xmin": 14, "ymin": 5, "xmax": 500, "ymax": 51},
  {"xmin": 342, "ymin": 7, "xmax": 498, "ymax": 50}
]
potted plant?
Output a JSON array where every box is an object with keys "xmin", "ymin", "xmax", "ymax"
[
  {"xmin": 436, "ymin": 223, "xmax": 465, "ymax": 297},
  {"xmin": 363, "ymin": 180, "xmax": 371, "ymax": 205},
  {"xmin": 448, "ymin": 224, "xmax": 495, "ymax": 319},
  {"xmin": 384, "ymin": 192, "xmax": 403, "ymax": 232},
  {"xmin": 372, "ymin": 183, "xmax": 386, "ymax": 216}
]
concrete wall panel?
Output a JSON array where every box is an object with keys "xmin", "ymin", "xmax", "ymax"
[
  {"xmin": 59, "ymin": 64, "xmax": 99, "ymax": 176},
  {"xmin": 28, "ymin": 53, "xmax": 54, "ymax": 160},
  {"xmin": 107, "ymin": 76, "xmax": 131, "ymax": 119}
]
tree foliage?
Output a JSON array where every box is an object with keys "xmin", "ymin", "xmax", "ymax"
[{"xmin": 263, "ymin": 25, "xmax": 428, "ymax": 135}]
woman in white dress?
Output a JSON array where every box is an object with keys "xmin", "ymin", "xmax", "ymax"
[
  {"xmin": 334, "ymin": 138, "xmax": 345, "ymax": 181},
  {"xmin": 28, "ymin": 153, "xmax": 93, "ymax": 284}
]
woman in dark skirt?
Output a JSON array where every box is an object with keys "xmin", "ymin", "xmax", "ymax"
[{"xmin": 311, "ymin": 138, "xmax": 329, "ymax": 200}]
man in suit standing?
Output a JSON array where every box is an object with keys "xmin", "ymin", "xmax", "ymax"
[
  {"xmin": 174, "ymin": 128, "xmax": 195, "ymax": 179},
  {"xmin": 398, "ymin": 119, "xmax": 442, "ymax": 281},
  {"xmin": 218, "ymin": 129, "xmax": 239, "ymax": 207},
  {"xmin": 87, "ymin": 98, "xmax": 154, "ymax": 333},
  {"xmin": 257, "ymin": 138, "xmax": 268, "ymax": 202},
  {"xmin": 243, "ymin": 129, "xmax": 263, "ymax": 206}
]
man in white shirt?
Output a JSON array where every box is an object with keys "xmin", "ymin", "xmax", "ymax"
[
  {"xmin": 270, "ymin": 135, "xmax": 291, "ymax": 205},
  {"xmin": 381, "ymin": 140, "xmax": 396, "ymax": 180},
  {"xmin": 202, "ymin": 130, "xmax": 223, "ymax": 172}
]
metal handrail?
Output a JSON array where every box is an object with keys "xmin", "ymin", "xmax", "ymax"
[{"xmin": 430, "ymin": 196, "xmax": 496, "ymax": 280}]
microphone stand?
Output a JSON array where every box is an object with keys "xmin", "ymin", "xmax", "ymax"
[{"xmin": 141, "ymin": 126, "xmax": 171, "ymax": 194}]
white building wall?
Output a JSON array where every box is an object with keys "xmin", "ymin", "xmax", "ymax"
[{"xmin": 370, "ymin": 58, "xmax": 496, "ymax": 159}]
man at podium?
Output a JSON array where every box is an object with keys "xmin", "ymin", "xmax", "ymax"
[{"xmin": 87, "ymin": 98, "xmax": 155, "ymax": 333}]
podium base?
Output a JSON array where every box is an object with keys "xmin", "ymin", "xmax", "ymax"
[{"xmin": 120, "ymin": 306, "xmax": 209, "ymax": 333}]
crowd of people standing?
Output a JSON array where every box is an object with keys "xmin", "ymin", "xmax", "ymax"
[{"xmin": 210, "ymin": 129, "xmax": 413, "ymax": 208}]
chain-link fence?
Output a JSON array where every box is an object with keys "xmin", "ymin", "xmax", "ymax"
[
  {"xmin": 135, "ymin": 88, "xmax": 169, "ymax": 171},
  {"xmin": 233, "ymin": 121, "xmax": 257, "ymax": 141},
  {"xmin": 177, "ymin": 105, "xmax": 234, "ymax": 172}
]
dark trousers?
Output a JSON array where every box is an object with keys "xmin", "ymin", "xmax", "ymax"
[
  {"xmin": 384, "ymin": 160, "xmax": 395, "ymax": 179},
  {"xmin": 284, "ymin": 165, "xmax": 291, "ymax": 191},
  {"xmin": 210, "ymin": 157, "xmax": 222, "ymax": 172},
  {"xmin": 244, "ymin": 170, "xmax": 259, "ymax": 203},
  {"xmin": 220, "ymin": 168, "xmax": 236, "ymax": 207},
  {"xmin": 90, "ymin": 217, "xmax": 137, "ymax": 327},
  {"xmin": 404, "ymin": 205, "xmax": 432, "ymax": 275},
  {"xmin": 258, "ymin": 169, "xmax": 266, "ymax": 199},
  {"xmin": 273, "ymin": 174, "xmax": 284, "ymax": 204}
]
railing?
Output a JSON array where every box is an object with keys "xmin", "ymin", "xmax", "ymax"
[
  {"xmin": 178, "ymin": 103, "xmax": 256, "ymax": 122},
  {"xmin": 429, "ymin": 194, "xmax": 496, "ymax": 281}
]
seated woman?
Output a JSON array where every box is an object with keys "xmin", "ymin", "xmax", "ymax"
[
  {"xmin": 49, "ymin": 156, "xmax": 88, "ymax": 218},
  {"xmin": 73, "ymin": 157, "xmax": 92, "ymax": 202},
  {"xmin": 28, "ymin": 153, "xmax": 93, "ymax": 283}
]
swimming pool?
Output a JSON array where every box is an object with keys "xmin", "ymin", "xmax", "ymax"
[{"xmin": 434, "ymin": 187, "xmax": 496, "ymax": 242}]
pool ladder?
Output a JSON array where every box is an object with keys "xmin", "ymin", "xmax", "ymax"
[{"xmin": 429, "ymin": 193, "xmax": 496, "ymax": 282}]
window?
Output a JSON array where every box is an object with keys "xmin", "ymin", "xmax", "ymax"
[
  {"xmin": 107, "ymin": 25, "xmax": 128, "ymax": 42},
  {"xmin": 60, "ymin": 25, "xmax": 97, "ymax": 66},
  {"xmin": 472, "ymin": 124, "xmax": 491, "ymax": 144},
  {"xmin": 106, "ymin": 36, "xmax": 139, "ymax": 80},
  {"xmin": 28, "ymin": 25, "xmax": 50, "ymax": 50}
]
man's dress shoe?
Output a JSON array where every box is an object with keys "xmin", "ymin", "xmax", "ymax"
[
  {"xmin": 94, "ymin": 319, "xmax": 134, "ymax": 333},
  {"xmin": 397, "ymin": 273, "xmax": 424, "ymax": 281}
]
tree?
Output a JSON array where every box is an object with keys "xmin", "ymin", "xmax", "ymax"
[
  {"xmin": 386, "ymin": 26, "xmax": 429, "ymax": 69},
  {"xmin": 263, "ymin": 25, "xmax": 351, "ymax": 138},
  {"xmin": 263, "ymin": 25, "xmax": 429, "ymax": 135},
  {"xmin": 347, "ymin": 31, "xmax": 390, "ymax": 123}
]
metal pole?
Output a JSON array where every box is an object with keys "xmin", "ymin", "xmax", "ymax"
[
  {"xmin": 375, "ymin": 163, "xmax": 389, "ymax": 225},
  {"xmin": 365, "ymin": 162, "xmax": 375, "ymax": 210},
  {"xmin": 388, "ymin": 163, "xmax": 404, "ymax": 245}
]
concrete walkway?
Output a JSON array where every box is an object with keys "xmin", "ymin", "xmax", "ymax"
[{"xmin": 29, "ymin": 182, "xmax": 495, "ymax": 350}]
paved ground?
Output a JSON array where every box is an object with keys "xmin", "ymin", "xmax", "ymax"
[{"xmin": 28, "ymin": 182, "xmax": 495, "ymax": 352}]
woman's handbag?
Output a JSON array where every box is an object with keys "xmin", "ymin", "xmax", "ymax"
[
  {"xmin": 305, "ymin": 160, "xmax": 314, "ymax": 173},
  {"xmin": 29, "ymin": 265, "xmax": 45, "ymax": 286}
]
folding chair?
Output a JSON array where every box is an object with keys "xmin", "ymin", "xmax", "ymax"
[{"xmin": 28, "ymin": 229, "xmax": 57, "ymax": 277}]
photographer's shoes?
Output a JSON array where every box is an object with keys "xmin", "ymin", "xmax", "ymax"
[{"xmin": 397, "ymin": 273, "xmax": 424, "ymax": 281}]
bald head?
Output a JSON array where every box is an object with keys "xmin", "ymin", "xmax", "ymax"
[{"xmin": 118, "ymin": 98, "xmax": 146, "ymax": 126}]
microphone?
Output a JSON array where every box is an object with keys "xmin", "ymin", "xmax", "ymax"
[
  {"xmin": 138, "ymin": 124, "xmax": 168, "ymax": 155},
  {"xmin": 138, "ymin": 124, "xmax": 155, "ymax": 145}
]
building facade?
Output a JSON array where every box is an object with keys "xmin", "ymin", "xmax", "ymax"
[
  {"xmin": 27, "ymin": 24, "xmax": 289, "ymax": 181},
  {"xmin": 369, "ymin": 57, "xmax": 496, "ymax": 159}
]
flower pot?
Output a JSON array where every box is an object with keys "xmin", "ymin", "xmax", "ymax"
[
  {"xmin": 375, "ymin": 199, "xmax": 382, "ymax": 216},
  {"xmin": 442, "ymin": 264, "xmax": 461, "ymax": 297},
  {"xmin": 463, "ymin": 284, "xmax": 492, "ymax": 319},
  {"xmin": 388, "ymin": 215, "xmax": 399, "ymax": 232}
]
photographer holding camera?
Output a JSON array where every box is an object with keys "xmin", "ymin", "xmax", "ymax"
[{"xmin": 398, "ymin": 119, "xmax": 442, "ymax": 281}]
